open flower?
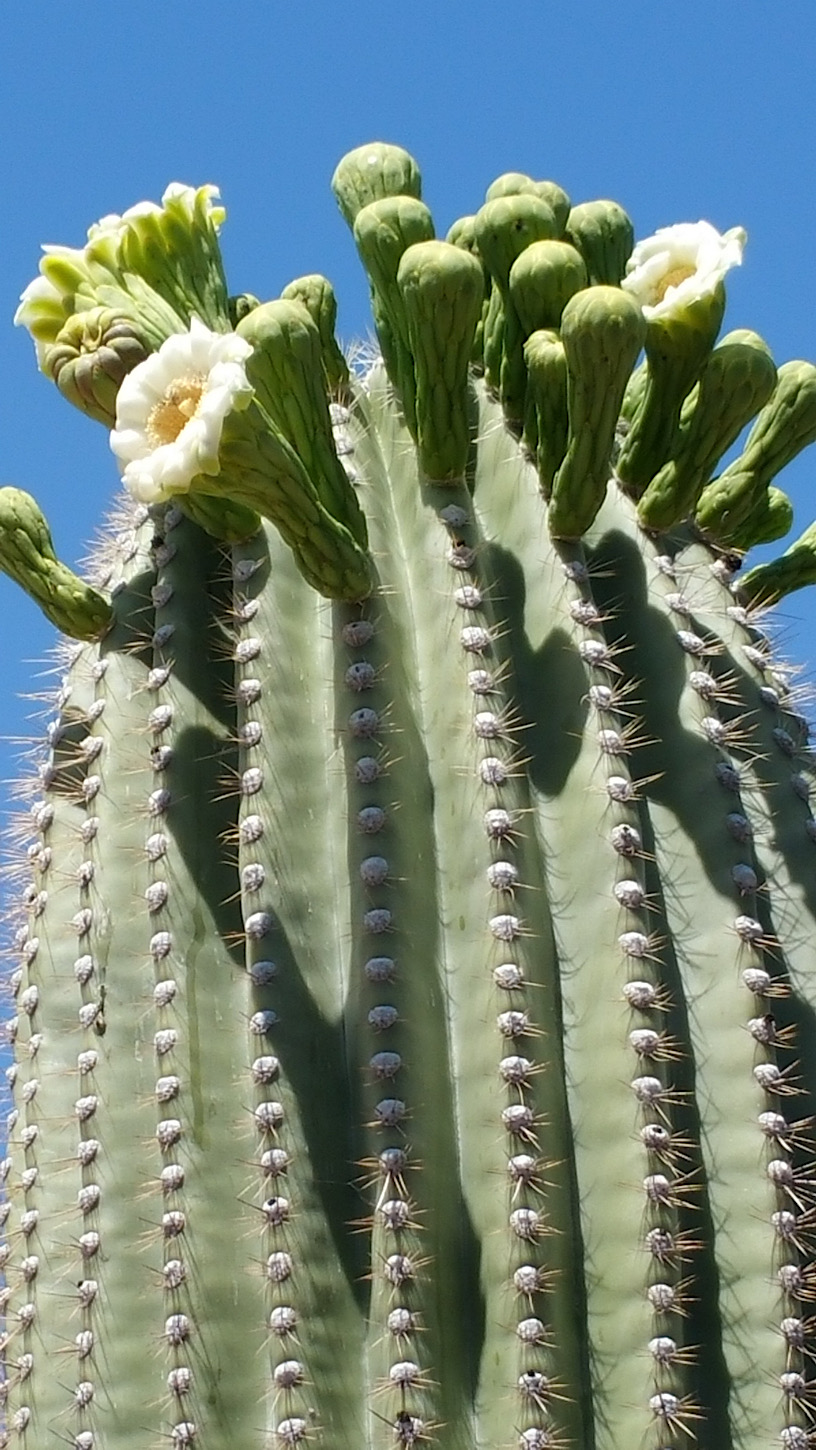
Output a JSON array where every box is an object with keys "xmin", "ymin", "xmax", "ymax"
[
  {"xmin": 15, "ymin": 183, "xmax": 228, "ymax": 373},
  {"xmin": 86, "ymin": 183, "xmax": 223, "ymax": 245},
  {"xmin": 621, "ymin": 221, "xmax": 746, "ymax": 319},
  {"xmin": 110, "ymin": 318, "xmax": 253, "ymax": 503}
]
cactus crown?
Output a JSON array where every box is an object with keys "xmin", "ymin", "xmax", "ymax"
[{"xmin": 3, "ymin": 143, "xmax": 816, "ymax": 1450}]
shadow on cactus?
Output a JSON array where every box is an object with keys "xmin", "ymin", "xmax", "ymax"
[{"xmin": 3, "ymin": 145, "xmax": 816, "ymax": 1450}]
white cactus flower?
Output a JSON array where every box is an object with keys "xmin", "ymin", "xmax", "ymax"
[
  {"xmin": 13, "ymin": 275, "xmax": 65, "ymax": 362},
  {"xmin": 88, "ymin": 183, "xmax": 222, "ymax": 243},
  {"xmin": 622, "ymin": 220, "xmax": 746, "ymax": 319},
  {"xmin": 87, "ymin": 203, "xmax": 162, "ymax": 243},
  {"xmin": 110, "ymin": 318, "xmax": 253, "ymax": 504}
]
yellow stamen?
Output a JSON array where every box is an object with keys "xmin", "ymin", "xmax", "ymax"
[
  {"xmin": 146, "ymin": 375, "xmax": 206, "ymax": 447},
  {"xmin": 654, "ymin": 264, "xmax": 697, "ymax": 303}
]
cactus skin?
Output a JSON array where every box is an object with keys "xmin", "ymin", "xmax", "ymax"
[{"xmin": 5, "ymin": 147, "xmax": 816, "ymax": 1450}]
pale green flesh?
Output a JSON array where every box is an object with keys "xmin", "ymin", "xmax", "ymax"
[{"xmin": 5, "ymin": 377, "xmax": 816, "ymax": 1450}]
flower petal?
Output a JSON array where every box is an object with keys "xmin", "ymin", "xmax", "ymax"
[
  {"xmin": 622, "ymin": 219, "xmax": 745, "ymax": 320},
  {"xmin": 110, "ymin": 318, "xmax": 254, "ymax": 503}
]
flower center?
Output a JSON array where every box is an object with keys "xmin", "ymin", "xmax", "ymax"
[
  {"xmin": 654, "ymin": 263, "xmax": 697, "ymax": 303},
  {"xmin": 147, "ymin": 376, "xmax": 206, "ymax": 447}
]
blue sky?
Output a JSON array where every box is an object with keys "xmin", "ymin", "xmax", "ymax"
[{"xmin": 2, "ymin": 0, "xmax": 816, "ymax": 867}]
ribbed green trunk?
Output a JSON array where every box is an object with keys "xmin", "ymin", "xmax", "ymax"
[{"xmin": 4, "ymin": 147, "xmax": 816, "ymax": 1450}]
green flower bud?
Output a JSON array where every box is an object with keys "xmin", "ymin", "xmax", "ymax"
[
  {"xmin": 396, "ymin": 240, "xmax": 484, "ymax": 481},
  {"xmin": 481, "ymin": 285, "xmax": 505, "ymax": 394},
  {"xmin": 509, "ymin": 240, "xmax": 587, "ymax": 336},
  {"xmin": 523, "ymin": 329, "xmax": 568, "ymax": 496},
  {"xmin": 446, "ymin": 216, "xmax": 490, "ymax": 369},
  {"xmin": 352, "ymin": 197, "xmax": 436, "ymax": 434},
  {"xmin": 548, "ymin": 287, "xmax": 646, "ymax": 539},
  {"xmin": 565, "ymin": 200, "xmax": 635, "ymax": 287},
  {"xmin": 535, "ymin": 181, "xmax": 572, "ymax": 236},
  {"xmin": 280, "ymin": 274, "xmax": 350, "ymax": 395},
  {"xmin": 198, "ymin": 399, "xmax": 374, "ymax": 601},
  {"xmin": 473, "ymin": 195, "xmax": 560, "ymax": 424},
  {"xmin": 42, "ymin": 308, "xmax": 151, "ymax": 426},
  {"xmin": 619, "ymin": 358, "xmax": 649, "ymax": 425},
  {"xmin": 0, "ymin": 487, "xmax": 112, "ymax": 640},
  {"xmin": 474, "ymin": 195, "xmax": 559, "ymax": 291},
  {"xmin": 485, "ymin": 171, "xmax": 537, "ymax": 202},
  {"xmin": 638, "ymin": 329, "xmax": 777, "ymax": 532},
  {"xmin": 616, "ymin": 284, "xmax": 725, "ymax": 496},
  {"xmin": 236, "ymin": 300, "xmax": 368, "ymax": 550},
  {"xmin": 228, "ymin": 293, "xmax": 261, "ymax": 326},
  {"xmin": 484, "ymin": 173, "xmax": 571, "ymax": 234},
  {"xmin": 695, "ymin": 361, "xmax": 816, "ymax": 543},
  {"xmin": 728, "ymin": 485, "xmax": 793, "ymax": 551},
  {"xmin": 331, "ymin": 142, "xmax": 422, "ymax": 229},
  {"xmin": 739, "ymin": 514, "xmax": 816, "ymax": 606}
]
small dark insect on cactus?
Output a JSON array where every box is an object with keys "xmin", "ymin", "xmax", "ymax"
[{"xmin": 3, "ymin": 145, "xmax": 816, "ymax": 1450}]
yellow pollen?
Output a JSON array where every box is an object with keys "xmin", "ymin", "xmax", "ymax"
[
  {"xmin": 146, "ymin": 375, "xmax": 206, "ymax": 447},
  {"xmin": 654, "ymin": 264, "xmax": 697, "ymax": 303}
]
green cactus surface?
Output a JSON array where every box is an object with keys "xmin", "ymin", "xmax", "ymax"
[{"xmin": 4, "ymin": 145, "xmax": 816, "ymax": 1450}]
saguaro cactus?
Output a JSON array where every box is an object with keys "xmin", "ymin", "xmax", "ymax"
[{"xmin": 3, "ymin": 148, "xmax": 816, "ymax": 1450}]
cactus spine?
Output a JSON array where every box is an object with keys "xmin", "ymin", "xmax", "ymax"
[{"xmin": 3, "ymin": 147, "xmax": 816, "ymax": 1450}]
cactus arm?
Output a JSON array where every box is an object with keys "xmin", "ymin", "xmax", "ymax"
[
  {"xmin": 0, "ymin": 486, "xmax": 113, "ymax": 639},
  {"xmin": 637, "ymin": 330, "xmax": 777, "ymax": 532},
  {"xmin": 396, "ymin": 240, "xmax": 484, "ymax": 481},
  {"xmin": 547, "ymin": 286, "xmax": 646, "ymax": 539}
]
